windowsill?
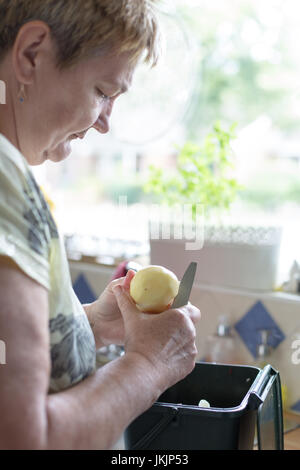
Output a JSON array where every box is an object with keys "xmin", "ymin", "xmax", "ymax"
[
  {"xmin": 68, "ymin": 258, "xmax": 300, "ymax": 304},
  {"xmin": 194, "ymin": 281, "xmax": 300, "ymax": 304}
]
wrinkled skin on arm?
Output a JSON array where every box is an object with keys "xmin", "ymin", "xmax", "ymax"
[{"xmin": 0, "ymin": 257, "xmax": 201, "ymax": 450}]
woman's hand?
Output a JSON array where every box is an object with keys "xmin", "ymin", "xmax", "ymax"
[
  {"xmin": 84, "ymin": 270, "xmax": 136, "ymax": 348},
  {"xmin": 112, "ymin": 284, "xmax": 201, "ymax": 393}
]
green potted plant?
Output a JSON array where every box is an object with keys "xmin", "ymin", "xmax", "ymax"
[
  {"xmin": 143, "ymin": 122, "xmax": 282, "ymax": 291},
  {"xmin": 144, "ymin": 121, "xmax": 240, "ymax": 221}
]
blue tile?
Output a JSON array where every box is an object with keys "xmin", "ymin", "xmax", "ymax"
[
  {"xmin": 291, "ymin": 400, "xmax": 300, "ymax": 413},
  {"xmin": 234, "ymin": 301, "xmax": 285, "ymax": 359},
  {"xmin": 73, "ymin": 273, "xmax": 97, "ymax": 304}
]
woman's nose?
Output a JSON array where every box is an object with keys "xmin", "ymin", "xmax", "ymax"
[
  {"xmin": 93, "ymin": 100, "xmax": 113, "ymax": 134},
  {"xmin": 93, "ymin": 115, "xmax": 110, "ymax": 134}
]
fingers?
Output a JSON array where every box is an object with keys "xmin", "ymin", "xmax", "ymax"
[
  {"xmin": 106, "ymin": 269, "xmax": 135, "ymax": 293},
  {"xmin": 112, "ymin": 284, "xmax": 139, "ymax": 320},
  {"xmin": 167, "ymin": 302, "xmax": 201, "ymax": 326},
  {"xmin": 185, "ymin": 303, "xmax": 201, "ymax": 325},
  {"xmin": 123, "ymin": 269, "xmax": 136, "ymax": 291},
  {"xmin": 109, "ymin": 277, "xmax": 124, "ymax": 290}
]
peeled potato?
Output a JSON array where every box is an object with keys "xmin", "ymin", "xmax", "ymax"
[
  {"xmin": 198, "ymin": 399, "xmax": 210, "ymax": 408},
  {"xmin": 130, "ymin": 265, "xmax": 179, "ymax": 314}
]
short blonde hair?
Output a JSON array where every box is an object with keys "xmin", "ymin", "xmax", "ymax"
[{"xmin": 0, "ymin": 0, "xmax": 161, "ymax": 67}]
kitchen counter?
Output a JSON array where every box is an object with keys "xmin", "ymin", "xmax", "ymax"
[
  {"xmin": 284, "ymin": 427, "xmax": 300, "ymax": 450},
  {"xmin": 283, "ymin": 412, "xmax": 300, "ymax": 450}
]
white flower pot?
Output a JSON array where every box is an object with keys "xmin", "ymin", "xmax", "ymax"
[{"xmin": 150, "ymin": 225, "xmax": 282, "ymax": 291}]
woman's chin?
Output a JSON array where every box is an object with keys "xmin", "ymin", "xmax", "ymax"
[{"xmin": 45, "ymin": 139, "xmax": 73, "ymax": 163}]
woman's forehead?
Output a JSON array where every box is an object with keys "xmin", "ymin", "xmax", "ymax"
[{"xmin": 89, "ymin": 52, "xmax": 134, "ymax": 91}]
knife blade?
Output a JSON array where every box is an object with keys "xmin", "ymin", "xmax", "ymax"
[{"xmin": 172, "ymin": 262, "xmax": 197, "ymax": 308}]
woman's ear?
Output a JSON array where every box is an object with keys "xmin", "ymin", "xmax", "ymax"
[{"xmin": 12, "ymin": 20, "xmax": 53, "ymax": 85}]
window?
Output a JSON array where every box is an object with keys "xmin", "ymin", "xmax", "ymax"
[{"xmin": 33, "ymin": 0, "xmax": 300, "ymax": 282}]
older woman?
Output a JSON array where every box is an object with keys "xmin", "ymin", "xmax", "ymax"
[{"xmin": 0, "ymin": 0, "xmax": 200, "ymax": 450}]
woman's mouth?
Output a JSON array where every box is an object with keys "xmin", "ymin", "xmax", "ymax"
[
  {"xmin": 70, "ymin": 131, "xmax": 87, "ymax": 140},
  {"xmin": 69, "ymin": 134, "xmax": 80, "ymax": 140}
]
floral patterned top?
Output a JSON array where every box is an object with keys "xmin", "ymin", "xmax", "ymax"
[{"xmin": 0, "ymin": 134, "xmax": 96, "ymax": 392}]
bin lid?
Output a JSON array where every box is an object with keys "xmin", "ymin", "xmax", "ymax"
[{"xmin": 256, "ymin": 371, "xmax": 284, "ymax": 450}]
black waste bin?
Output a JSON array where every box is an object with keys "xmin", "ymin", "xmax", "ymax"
[{"xmin": 124, "ymin": 362, "xmax": 283, "ymax": 450}]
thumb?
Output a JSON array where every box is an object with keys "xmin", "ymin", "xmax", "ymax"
[
  {"xmin": 112, "ymin": 285, "xmax": 139, "ymax": 320},
  {"xmin": 123, "ymin": 269, "xmax": 136, "ymax": 290}
]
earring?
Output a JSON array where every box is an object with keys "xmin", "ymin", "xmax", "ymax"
[{"xmin": 18, "ymin": 84, "xmax": 25, "ymax": 103}]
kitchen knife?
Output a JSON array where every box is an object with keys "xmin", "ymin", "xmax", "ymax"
[{"xmin": 172, "ymin": 262, "xmax": 197, "ymax": 308}]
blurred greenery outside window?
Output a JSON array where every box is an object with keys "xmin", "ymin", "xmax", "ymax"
[{"xmin": 33, "ymin": 0, "xmax": 300, "ymax": 277}]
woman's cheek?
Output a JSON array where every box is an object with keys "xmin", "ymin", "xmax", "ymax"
[
  {"xmin": 83, "ymin": 99, "xmax": 103, "ymax": 129},
  {"xmin": 76, "ymin": 108, "xmax": 99, "ymax": 131}
]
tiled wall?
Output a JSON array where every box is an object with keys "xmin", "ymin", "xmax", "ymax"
[
  {"xmin": 69, "ymin": 261, "xmax": 300, "ymax": 413},
  {"xmin": 189, "ymin": 285, "xmax": 300, "ymax": 413}
]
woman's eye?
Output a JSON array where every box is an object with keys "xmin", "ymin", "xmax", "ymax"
[{"xmin": 96, "ymin": 89, "xmax": 108, "ymax": 100}]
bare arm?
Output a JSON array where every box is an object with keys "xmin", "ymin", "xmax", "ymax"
[
  {"xmin": 0, "ymin": 257, "xmax": 199, "ymax": 450},
  {"xmin": 0, "ymin": 256, "xmax": 50, "ymax": 449},
  {"xmin": 46, "ymin": 352, "xmax": 161, "ymax": 449}
]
